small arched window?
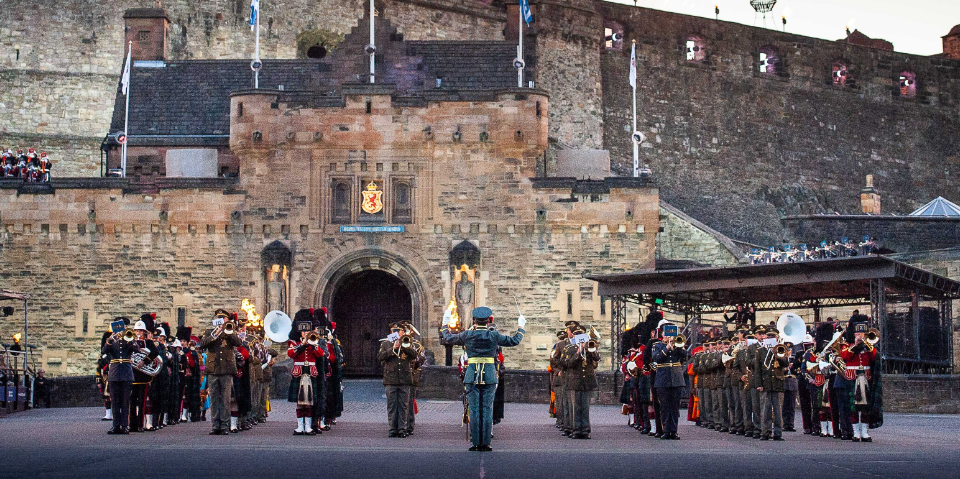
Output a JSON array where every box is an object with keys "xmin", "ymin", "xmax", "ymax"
[
  {"xmin": 685, "ymin": 35, "xmax": 706, "ymax": 61},
  {"xmin": 604, "ymin": 21, "xmax": 624, "ymax": 51},
  {"xmin": 758, "ymin": 46, "xmax": 780, "ymax": 75},
  {"xmin": 899, "ymin": 71, "xmax": 917, "ymax": 98},
  {"xmin": 832, "ymin": 61, "xmax": 850, "ymax": 86}
]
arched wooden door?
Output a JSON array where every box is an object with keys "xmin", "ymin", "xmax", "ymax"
[{"xmin": 331, "ymin": 270, "xmax": 412, "ymax": 377}]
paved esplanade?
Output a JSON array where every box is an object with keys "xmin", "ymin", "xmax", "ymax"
[{"xmin": 1, "ymin": 380, "xmax": 957, "ymax": 478}]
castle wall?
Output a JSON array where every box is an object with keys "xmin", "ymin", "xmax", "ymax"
[
  {"xmin": 597, "ymin": 4, "xmax": 960, "ymax": 244},
  {"xmin": 0, "ymin": 0, "xmax": 507, "ymax": 177},
  {"xmin": 0, "ymin": 89, "xmax": 659, "ymax": 375}
]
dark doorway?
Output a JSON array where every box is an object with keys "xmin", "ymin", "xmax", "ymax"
[{"xmin": 331, "ymin": 270, "xmax": 412, "ymax": 377}]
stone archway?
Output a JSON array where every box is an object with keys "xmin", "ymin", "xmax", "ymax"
[{"xmin": 312, "ymin": 249, "xmax": 429, "ymax": 376}]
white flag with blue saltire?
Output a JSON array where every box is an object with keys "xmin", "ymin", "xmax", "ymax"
[
  {"xmin": 121, "ymin": 46, "xmax": 131, "ymax": 96},
  {"xmin": 629, "ymin": 42, "xmax": 637, "ymax": 88},
  {"xmin": 250, "ymin": 0, "xmax": 260, "ymax": 31},
  {"xmin": 520, "ymin": 0, "xmax": 533, "ymax": 25}
]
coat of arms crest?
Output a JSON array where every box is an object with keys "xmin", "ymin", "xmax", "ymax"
[{"xmin": 361, "ymin": 181, "xmax": 384, "ymax": 214}]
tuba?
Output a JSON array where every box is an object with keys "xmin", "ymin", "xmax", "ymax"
[{"xmin": 263, "ymin": 310, "xmax": 293, "ymax": 343}]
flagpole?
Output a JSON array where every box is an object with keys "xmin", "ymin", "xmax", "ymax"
[
  {"xmin": 369, "ymin": 0, "xmax": 375, "ymax": 84},
  {"xmin": 122, "ymin": 41, "xmax": 131, "ymax": 179},
  {"xmin": 631, "ymin": 40, "xmax": 638, "ymax": 178},
  {"xmin": 518, "ymin": 4, "xmax": 523, "ymax": 88},
  {"xmin": 255, "ymin": 4, "xmax": 260, "ymax": 89}
]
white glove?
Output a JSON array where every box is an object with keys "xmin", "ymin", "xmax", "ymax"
[
  {"xmin": 442, "ymin": 309, "xmax": 452, "ymax": 325},
  {"xmin": 517, "ymin": 315, "xmax": 526, "ymax": 329}
]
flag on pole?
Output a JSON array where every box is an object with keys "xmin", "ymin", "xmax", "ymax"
[
  {"xmin": 629, "ymin": 42, "xmax": 637, "ymax": 88},
  {"xmin": 249, "ymin": 0, "xmax": 260, "ymax": 31},
  {"xmin": 520, "ymin": 0, "xmax": 533, "ymax": 25},
  {"xmin": 121, "ymin": 46, "xmax": 131, "ymax": 96}
]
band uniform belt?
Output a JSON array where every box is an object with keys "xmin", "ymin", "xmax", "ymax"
[
  {"xmin": 294, "ymin": 362, "xmax": 316, "ymax": 366},
  {"xmin": 846, "ymin": 366, "xmax": 870, "ymax": 370},
  {"xmin": 467, "ymin": 357, "xmax": 495, "ymax": 364},
  {"xmin": 658, "ymin": 362, "xmax": 682, "ymax": 367},
  {"xmin": 110, "ymin": 359, "xmax": 133, "ymax": 364}
]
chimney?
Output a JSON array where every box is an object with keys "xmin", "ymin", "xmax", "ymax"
[
  {"xmin": 860, "ymin": 175, "xmax": 881, "ymax": 214},
  {"xmin": 123, "ymin": 8, "xmax": 169, "ymax": 61},
  {"xmin": 943, "ymin": 25, "xmax": 960, "ymax": 60}
]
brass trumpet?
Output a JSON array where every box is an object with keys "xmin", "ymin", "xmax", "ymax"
[
  {"xmin": 307, "ymin": 331, "xmax": 320, "ymax": 343},
  {"xmin": 400, "ymin": 334, "xmax": 413, "ymax": 349},
  {"xmin": 122, "ymin": 329, "xmax": 136, "ymax": 342},
  {"xmin": 223, "ymin": 322, "xmax": 236, "ymax": 335},
  {"xmin": 865, "ymin": 328, "xmax": 880, "ymax": 347},
  {"xmin": 671, "ymin": 334, "xmax": 686, "ymax": 349}
]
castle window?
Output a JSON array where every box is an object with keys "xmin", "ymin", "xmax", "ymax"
[
  {"xmin": 392, "ymin": 180, "xmax": 412, "ymax": 224},
  {"xmin": 685, "ymin": 35, "xmax": 705, "ymax": 61},
  {"xmin": 758, "ymin": 46, "xmax": 780, "ymax": 75},
  {"xmin": 832, "ymin": 61, "xmax": 849, "ymax": 86},
  {"xmin": 899, "ymin": 71, "xmax": 917, "ymax": 98},
  {"xmin": 332, "ymin": 180, "xmax": 352, "ymax": 224},
  {"xmin": 137, "ymin": 31, "xmax": 150, "ymax": 42},
  {"xmin": 604, "ymin": 21, "xmax": 624, "ymax": 51}
]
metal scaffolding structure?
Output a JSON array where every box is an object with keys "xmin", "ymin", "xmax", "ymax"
[{"xmin": 590, "ymin": 256, "xmax": 960, "ymax": 375}]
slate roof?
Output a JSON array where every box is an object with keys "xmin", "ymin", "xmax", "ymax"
[
  {"xmin": 109, "ymin": 60, "xmax": 321, "ymax": 139},
  {"xmin": 108, "ymin": 40, "xmax": 525, "ymax": 144},
  {"xmin": 910, "ymin": 197, "xmax": 960, "ymax": 217}
]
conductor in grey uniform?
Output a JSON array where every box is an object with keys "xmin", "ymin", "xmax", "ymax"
[{"xmin": 441, "ymin": 306, "xmax": 525, "ymax": 451}]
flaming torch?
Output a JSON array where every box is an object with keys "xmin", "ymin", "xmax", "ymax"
[
  {"xmin": 446, "ymin": 298, "xmax": 461, "ymax": 331},
  {"xmin": 241, "ymin": 298, "xmax": 262, "ymax": 329}
]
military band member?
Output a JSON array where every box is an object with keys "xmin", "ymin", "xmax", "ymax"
[
  {"xmin": 782, "ymin": 341, "xmax": 799, "ymax": 432},
  {"xmin": 401, "ymin": 321, "xmax": 426, "ymax": 436},
  {"xmin": 735, "ymin": 329, "xmax": 754, "ymax": 436},
  {"xmin": 652, "ymin": 321, "xmax": 688, "ymax": 440},
  {"xmin": 198, "ymin": 309, "xmax": 242, "ymax": 435},
  {"xmin": 180, "ymin": 331, "xmax": 203, "ymax": 422},
  {"xmin": 562, "ymin": 326, "xmax": 600, "ymax": 439},
  {"xmin": 794, "ymin": 334, "xmax": 815, "ymax": 434},
  {"xmin": 441, "ymin": 306, "xmax": 525, "ymax": 451},
  {"xmin": 756, "ymin": 329, "xmax": 788, "ymax": 440},
  {"xmin": 380, "ymin": 322, "xmax": 417, "ymax": 438},
  {"xmin": 725, "ymin": 336, "xmax": 745, "ymax": 434},
  {"xmin": 714, "ymin": 337, "xmax": 731, "ymax": 433},
  {"xmin": 555, "ymin": 320, "xmax": 579, "ymax": 437},
  {"xmin": 643, "ymin": 325, "xmax": 664, "ymax": 437},
  {"xmin": 97, "ymin": 331, "xmax": 113, "ymax": 421},
  {"xmin": 288, "ymin": 311, "xmax": 325, "ymax": 436},
  {"xmin": 686, "ymin": 342, "xmax": 704, "ymax": 426},
  {"xmin": 839, "ymin": 319, "xmax": 881, "ymax": 442},
  {"xmin": 130, "ymin": 315, "xmax": 159, "ymax": 432},
  {"xmin": 102, "ymin": 319, "xmax": 141, "ymax": 434},
  {"xmin": 695, "ymin": 340, "xmax": 713, "ymax": 429},
  {"xmin": 746, "ymin": 326, "xmax": 765, "ymax": 439},
  {"xmin": 830, "ymin": 332, "xmax": 853, "ymax": 440},
  {"xmin": 549, "ymin": 330, "xmax": 566, "ymax": 427}
]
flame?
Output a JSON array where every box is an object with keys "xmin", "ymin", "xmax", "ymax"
[
  {"xmin": 447, "ymin": 298, "xmax": 460, "ymax": 330},
  {"xmin": 241, "ymin": 298, "xmax": 262, "ymax": 328},
  {"xmin": 13, "ymin": 332, "xmax": 22, "ymax": 342}
]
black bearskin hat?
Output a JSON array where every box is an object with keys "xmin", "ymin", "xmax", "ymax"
[
  {"xmin": 176, "ymin": 326, "xmax": 192, "ymax": 341},
  {"xmin": 140, "ymin": 313, "xmax": 156, "ymax": 332},
  {"xmin": 313, "ymin": 307, "xmax": 330, "ymax": 329},
  {"xmin": 291, "ymin": 308, "xmax": 314, "ymax": 341},
  {"xmin": 814, "ymin": 322, "xmax": 835, "ymax": 352}
]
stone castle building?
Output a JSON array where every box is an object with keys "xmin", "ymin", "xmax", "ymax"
[{"xmin": 1, "ymin": 0, "xmax": 958, "ymax": 375}]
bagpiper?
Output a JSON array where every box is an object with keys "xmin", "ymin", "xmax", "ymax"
[
  {"xmin": 287, "ymin": 309, "xmax": 324, "ymax": 435},
  {"xmin": 838, "ymin": 319, "xmax": 882, "ymax": 442}
]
